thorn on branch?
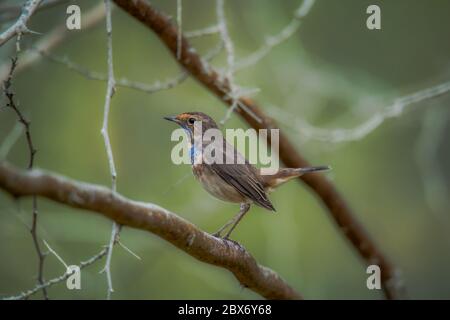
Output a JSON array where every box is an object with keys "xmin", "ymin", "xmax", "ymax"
[{"xmin": 0, "ymin": 0, "xmax": 44, "ymax": 47}]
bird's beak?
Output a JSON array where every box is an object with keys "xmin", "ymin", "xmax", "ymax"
[{"xmin": 163, "ymin": 116, "xmax": 180, "ymax": 124}]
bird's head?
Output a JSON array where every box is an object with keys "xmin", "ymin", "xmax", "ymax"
[{"xmin": 164, "ymin": 112, "xmax": 218, "ymax": 135}]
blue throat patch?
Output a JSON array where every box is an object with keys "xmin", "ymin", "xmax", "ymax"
[{"xmin": 190, "ymin": 145, "xmax": 195, "ymax": 164}]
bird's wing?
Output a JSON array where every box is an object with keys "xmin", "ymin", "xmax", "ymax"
[{"xmin": 208, "ymin": 140, "xmax": 275, "ymax": 211}]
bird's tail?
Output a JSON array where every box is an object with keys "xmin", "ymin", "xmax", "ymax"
[
  {"xmin": 261, "ymin": 165, "xmax": 331, "ymax": 191},
  {"xmin": 295, "ymin": 165, "xmax": 331, "ymax": 174}
]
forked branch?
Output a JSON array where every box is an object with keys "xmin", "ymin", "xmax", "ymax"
[{"xmin": 0, "ymin": 0, "xmax": 43, "ymax": 47}]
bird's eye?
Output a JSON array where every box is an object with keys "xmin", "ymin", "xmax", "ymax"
[{"xmin": 188, "ymin": 117, "xmax": 196, "ymax": 125}]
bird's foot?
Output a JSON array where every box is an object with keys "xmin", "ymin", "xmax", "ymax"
[
  {"xmin": 220, "ymin": 235, "xmax": 244, "ymax": 248},
  {"xmin": 211, "ymin": 231, "xmax": 222, "ymax": 238},
  {"xmin": 224, "ymin": 237, "xmax": 244, "ymax": 249},
  {"xmin": 211, "ymin": 231, "xmax": 244, "ymax": 249}
]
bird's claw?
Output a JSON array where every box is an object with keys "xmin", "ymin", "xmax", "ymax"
[
  {"xmin": 211, "ymin": 231, "xmax": 222, "ymax": 238},
  {"xmin": 225, "ymin": 238, "xmax": 244, "ymax": 249},
  {"xmin": 211, "ymin": 232, "xmax": 243, "ymax": 249}
]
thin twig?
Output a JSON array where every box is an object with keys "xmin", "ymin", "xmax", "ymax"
[
  {"xmin": 185, "ymin": 25, "xmax": 220, "ymax": 38},
  {"xmin": 234, "ymin": 0, "xmax": 315, "ymax": 72},
  {"xmin": 3, "ymin": 57, "xmax": 47, "ymax": 299},
  {"xmin": 100, "ymin": 0, "xmax": 119, "ymax": 300},
  {"xmin": 0, "ymin": 0, "xmax": 68, "ymax": 23},
  {"xmin": 118, "ymin": 241, "xmax": 142, "ymax": 261},
  {"xmin": 38, "ymin": 50, "xmax": 189, "ymax": 94},
  {"xmin": 3, "ymin": 59, "xmax": 36, "ymax": 169},
  {"xmin": 30, "ymin": 196, "xmax": 47, "ymax": 299},
  {"xmin": 35, "ymin": 39, "xmax": 224, "ymax": 95},
  {"xmin": 3, "ymin": 247, "xmax": 109, "ymax": 300},
  {"xmin": 271, "ymin": 80, "xmax": 450, "ymax": 143},
  {"xmin": 43, "ymin": 239, "xmax": 69, "ymax": 269}
]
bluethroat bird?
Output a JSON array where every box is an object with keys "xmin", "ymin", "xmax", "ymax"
[{"xmin": 165, "ymin": 112, "xmax": 330, "ymax": 239}]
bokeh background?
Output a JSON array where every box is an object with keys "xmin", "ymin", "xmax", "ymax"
[{"xmin": 1, "ymin": 0, "xmax": 449, "ymax": 299}]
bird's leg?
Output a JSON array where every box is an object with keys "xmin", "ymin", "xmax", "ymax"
[
  {"xmin": 223, "ymin": 203, "xmax": 251, "ymax": 239},
  {"xmin": 212, "ymin": 217, "xmax": 235, "ymax": 238},
  {"xmin": 212, "ymin": 203, "xmax": 251, "ymax": 239}
]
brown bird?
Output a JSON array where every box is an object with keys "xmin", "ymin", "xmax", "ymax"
[{"xmin": 165, "ymin": 112, "xmax": 330, "ymax": 239}]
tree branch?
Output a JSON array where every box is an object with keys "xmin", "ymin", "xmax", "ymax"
[
  {"xmin": 0, "ymin": 162, "xmax": 302, "ymax": 300},
  {"xmin": 100, "ymin": 0, "xmax": 119, "ymax": 300},
  {"xmin": 0, "ymin": 0, "xmax": 44, "ymax": 47},
  {"xmin": 0, "ymin": 0, "xmax": 68, "ymax": 22},
  {"xmin": 112, "ymin": 0, "xmax": 405, "ymax": 299}
]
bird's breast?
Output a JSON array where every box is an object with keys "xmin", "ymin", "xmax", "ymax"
[{"xmin": 192, "ymin": 164, "xmax": 245, "ymax": 204}]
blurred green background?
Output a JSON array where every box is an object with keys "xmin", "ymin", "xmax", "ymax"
[{"xmin": 1, "ymin": 0, "xmax": 449, "ymax": 299}]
